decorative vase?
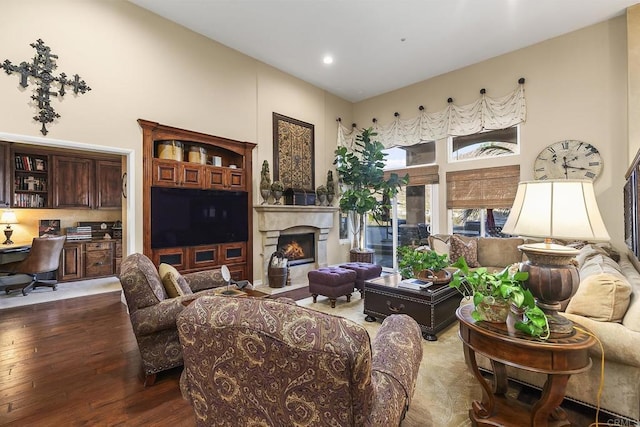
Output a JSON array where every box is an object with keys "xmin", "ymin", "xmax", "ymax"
[
  {"xmin": 318, "ymin": 194, "xmax": 327, "ymax": 206},
  {"xmin": 272, "ymin": 190, "xmax": 283, "ymax": 205},
  {"xmin": 327, "ymin": 193, "xmax": 334, "ymax": 206},
  {"xmin": 475, "ymin": 297, "xmax": 510, "ymax": 323},
  {"xmin": 260, "ymin": 188, "xmax": 271, "ymax": 205}
]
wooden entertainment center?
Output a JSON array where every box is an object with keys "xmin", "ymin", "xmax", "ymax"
[{"xmin": 138, "ymin": 119, "xmax": 256, "ymax": 281}]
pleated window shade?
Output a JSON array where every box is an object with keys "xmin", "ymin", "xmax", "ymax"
[
  {"xmin": 384, "ymin": 165, "xmax": 439, "ymax": 186},
  {"xmin": 446, "ymin": 165, "xmax": 520, "ymax": 209}
]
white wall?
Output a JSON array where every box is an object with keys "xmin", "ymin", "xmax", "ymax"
[
  {"xmin": 0, "ymin": 0, "xmax": 353, "ymax": 281},
  {"xmin": 354, "ymin": 16, "xmax": 628, "ymax": 248}
]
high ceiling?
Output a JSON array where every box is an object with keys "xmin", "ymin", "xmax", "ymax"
[{"xmin": 129, "ymin": 0, "xmax": 638, "ymax": 102}]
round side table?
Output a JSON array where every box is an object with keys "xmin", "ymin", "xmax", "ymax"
[{"xmin": 456, "ymin": 304, "xmax": 595, "ymax": 427}]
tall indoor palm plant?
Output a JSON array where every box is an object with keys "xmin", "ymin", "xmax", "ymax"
[{"xmin": 334, "ymin": 128, "xmax": 408, "ymax": 251}]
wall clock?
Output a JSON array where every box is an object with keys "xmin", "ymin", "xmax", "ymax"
[{"xmin": 534, "ymin": 140, "xmax": 602, "ymax": 181}]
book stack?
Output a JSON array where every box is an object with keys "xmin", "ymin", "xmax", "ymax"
[{"xmin": 65, "ymin": 226, "xmax": 92, "ymax": 241}]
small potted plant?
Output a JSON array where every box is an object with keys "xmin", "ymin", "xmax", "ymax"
[
  {"xmin": 316, "ymin": 185, "xmax": 328, "ymax": 206},
  {"xmin": 397, "ymin": 245, "xmax": 449, "ymax": 281},
  {"xmin": 271, "ymin": 180, "xmax": 284, "ymax": 204},
  {"xmin": 449, "ymin": 257, "xmax": 549, "ymax": 339}
]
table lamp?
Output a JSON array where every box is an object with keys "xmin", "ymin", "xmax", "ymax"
[
  {"xmin": 1, "ymin": 209, "xmax": 18, "ymax": 245},
  {"xmin": 502, "ymin": 180, "xmax": 610, "ymax": 336}
]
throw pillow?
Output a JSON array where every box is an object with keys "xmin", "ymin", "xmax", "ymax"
[
  {"xmin": 428, "ymin": 235, "xmax": 450, "ymax": 257},
  {"xmin": 158, "ymin": 263, "xmax": 193, "ymax": 298},
  {"xmin": 565, "ymin": 273, "xmax": 632, "ymax": 322},
  {"xmin": 449, "ymin": 235, "xmax": 479, "ymax": 268}
]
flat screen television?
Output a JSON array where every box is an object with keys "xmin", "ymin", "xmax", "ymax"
[{"xmin": 151, "ymin": 187, "xmax": 248, "ymax": 249}]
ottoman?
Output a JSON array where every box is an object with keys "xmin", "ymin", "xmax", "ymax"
[
  {"xmin": 339, "ymin": 262, "xmax": 383, "ymax": 293},
  {"xmin": 308, "ymin": 267, "xmax": 357, "ymax": 308}
]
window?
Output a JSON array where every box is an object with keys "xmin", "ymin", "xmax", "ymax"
[
  {"xmin": 446, "ymin": 165, "xmax": 520, "ymax": 238},
  {"xmin": 382, "ymin": 141, "xmax": 436, "ymax": 170},
  {"xmin": 449, "ymin": 126, "xmax": 519, "ymax": 162}
]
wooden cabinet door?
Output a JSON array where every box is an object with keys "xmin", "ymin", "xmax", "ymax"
[
  {"xmin": 85, "ymin": 242, "xmax": 114, "ymax": 278},
  {"xmin": 60, "ymin": 243, "xmax": 84, "ymax": 281},
  {"xmin": 180, "ymin": 163, "xmax": 203, "ymax": 188},
  {"xmin": 96, "ymin": 160, "xmax": 122, "ymax": 209},
  {"xmin": 227, "ymin": 168, "xmax": 245, "ymax": 190},
  {"xmin": 204, "ymin": 167, "xmax": 245, "ymax": 190},
  {"xmin": 53, "ymin": 156, "xmax": 93, "ymax": 209}
]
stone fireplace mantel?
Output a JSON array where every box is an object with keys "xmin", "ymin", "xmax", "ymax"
[{"xmin": 254, "ymin": 205, "xmax": 339, "ymax": 286}]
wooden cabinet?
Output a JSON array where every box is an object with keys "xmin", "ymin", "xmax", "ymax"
[
  {"xmin": 140, "ymin": 119, "xmax": 256, "ymax": 279},
  {"xmin": 204, "ymin": 166, "xmax": 245, "ymax": 190},
  {"xmin": 96, "ymin": 160, "xmax": 123, "ymax": 209},
  {"xmin": 53, "ymin": 156, "xmax": 93, "ymax": 209},
  {"xmin": 7, "ymin": 145, "xmax": 122, "ymax": 210},
  {"xmin": 152, "ymin": 159, "xmax": 203, "ymax": 188},
  {"xmin": 59, "ymin": 240, "xmax": 119, "ymax": 282},
  {"xmin": 60, "ymin": 242, "xmax": 83, "ymax": 282}
]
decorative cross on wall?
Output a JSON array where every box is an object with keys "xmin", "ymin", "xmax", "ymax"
[{"xmin": 2, "ymin": 39, "xmax": 91, "ymax": 135}]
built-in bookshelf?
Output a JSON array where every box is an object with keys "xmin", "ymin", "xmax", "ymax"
[{"xmin": 13, "ymin": 153, "xmax": 49, "ymax": 208}]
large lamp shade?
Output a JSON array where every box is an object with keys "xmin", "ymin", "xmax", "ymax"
[{"xmin": 503, "ymin": 179, "xmax": 609, "ymax": 336}]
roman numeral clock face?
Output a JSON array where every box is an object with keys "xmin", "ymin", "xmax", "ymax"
[{"xmin": 534, "ymin": 140, "xmax": 602, "ymax": 181}]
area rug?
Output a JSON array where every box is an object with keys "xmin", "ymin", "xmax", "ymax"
[
  {"xmin": 0, "ymin": 276, "xmax": 122, "ymax": 310},
  {"xmin": 297, "ymin": 295, "xmax": 479, "ymax": 426}
]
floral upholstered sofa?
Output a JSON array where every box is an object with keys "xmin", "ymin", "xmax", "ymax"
[
  {"xmin": 430, "ymin": 235, "xmax": 640, "ymax": 422},
  {"xmin": 177, "ymin": 295, "xmax": 424, "ymax": 426},
  {"xmin": 119, "ymin": 253, "xmax": 229, "ymax": 385}
]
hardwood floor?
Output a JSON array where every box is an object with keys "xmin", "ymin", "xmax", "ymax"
[{"xmin": 1, "ymin": 291, "xmax": 194, "ymax": 426}]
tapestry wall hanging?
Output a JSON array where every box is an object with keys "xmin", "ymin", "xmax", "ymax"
[
  {"xmin": 273, "ymin": 113, "xmax": 314, "ymax": 191},
  {"xmin": 2, "ymin": 39, "xmax": 91, "ymax": 135}
]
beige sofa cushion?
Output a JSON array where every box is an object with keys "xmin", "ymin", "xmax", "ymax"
[
  {"xmin": 565, "ymin": 273, "xmax": 632, "ymax": 322},
  {"xmin": 159, "ymin": 263, "xmax": 193, "ymax": 298},
  {"xmin": 476, "ymin": 237, "xmax": 524, "ymax": 268}
]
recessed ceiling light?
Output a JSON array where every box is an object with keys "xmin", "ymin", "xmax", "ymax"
[{"xmin": 323, "ymin": 55, "xmax": 333, "ymax": 65}]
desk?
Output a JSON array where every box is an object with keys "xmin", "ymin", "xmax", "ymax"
[
  {"xmin": 456, "ymin": 304, "xmax": 595, "ymax": 426},
  {"xmin": 0, "ymin": 241, "xmax": 31, "ymax": 264}
]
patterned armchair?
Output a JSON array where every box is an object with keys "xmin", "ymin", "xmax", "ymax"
[
  {"xmin": 119, "ymin": 253, "xmax": 227, "ymax": 386},
  {"xmin": 178, "ymin": 295, "xmax": 424, "ymax": 426}
]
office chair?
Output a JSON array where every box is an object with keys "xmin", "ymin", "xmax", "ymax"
[{"xmin": 2, "ymin": 235, "xmax": 66, "ymax": 296}]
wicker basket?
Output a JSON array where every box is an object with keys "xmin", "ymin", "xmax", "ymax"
[
  {"xmin": 349, "ymin": 249, "xmax": 374, "ymax": 263},
  {"xmin": 417, "ymin": 268, "xmax": 452, "ymax": 285}
]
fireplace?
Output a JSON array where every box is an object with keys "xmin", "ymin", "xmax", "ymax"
[
  {"xmin": 278, "ymin": 233, "xmax": 315, "ymax": 266},
  {"xmin": 254, "ymin": 205, "xmax": 338, "ymax": 287}
]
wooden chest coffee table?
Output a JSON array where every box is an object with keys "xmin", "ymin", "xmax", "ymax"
[{"xmin": 364, "ymin": 273, "xmax": 462, "ymax": 341}]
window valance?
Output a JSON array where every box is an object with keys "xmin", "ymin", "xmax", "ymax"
[
  {"xmin": 338, "ymin": 82, "xmax": 526, "ymax": 149},
  {"xmin": 446, "ymin": 165, "xmax": 520, "ymax": 209}
]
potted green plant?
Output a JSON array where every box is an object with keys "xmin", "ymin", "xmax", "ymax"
[
  {"xmin": 334, "ymin": 128, "xmax": 408, "ymax": 252},
  {"xmin": 449, "ymin": 257, "xmax": 549, "ymax": 339},
  {"xmin": 397, "ymin": 246, "xmax": 449, "ymax": 280}
]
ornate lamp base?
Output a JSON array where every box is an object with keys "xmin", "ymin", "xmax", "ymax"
[
  {"xmin": 519, "ymin": 243, "xmax": 580, "ymax": 337},
  {"xmin": 3, "ymin": 227, "xmax": 13, "ymax": 245}
]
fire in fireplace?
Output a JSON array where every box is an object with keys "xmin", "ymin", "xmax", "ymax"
[{"xmin": 277, "ymin": 233, "xmax": 315, "ymax": 266}]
